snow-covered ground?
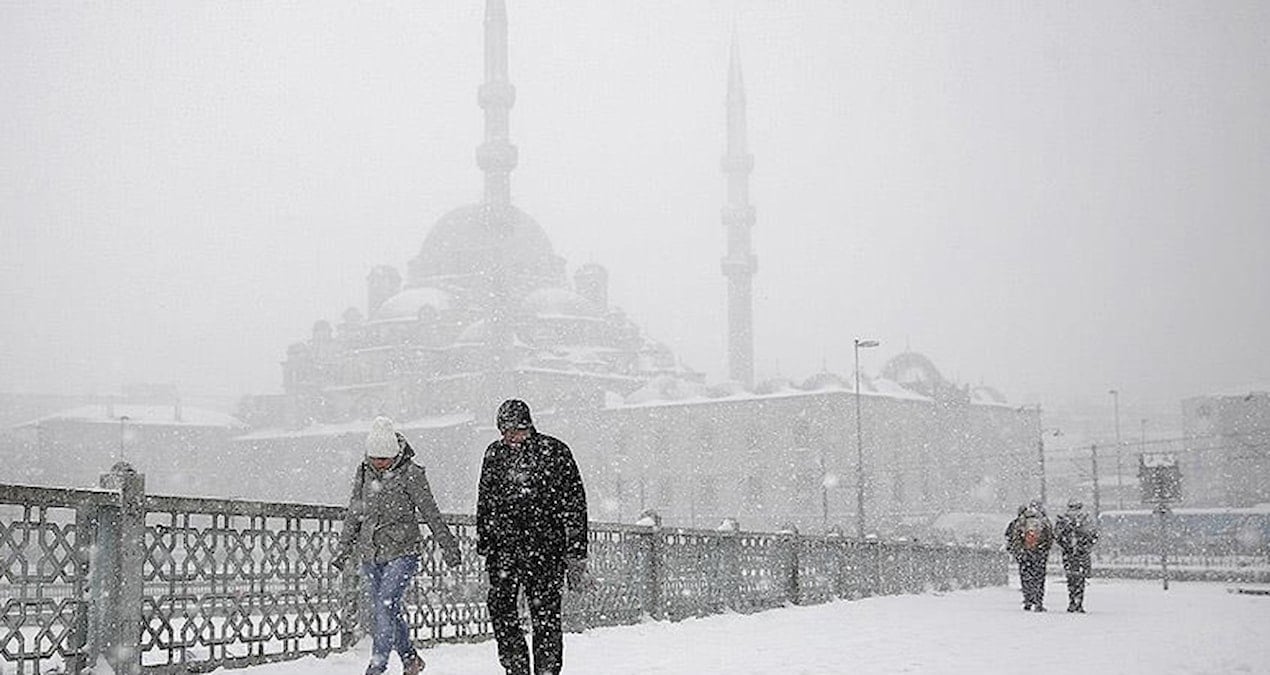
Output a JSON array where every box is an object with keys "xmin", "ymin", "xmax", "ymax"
[{"xmin": 243, "ymin": 578, "xmax": 1269, "ymax": 675}]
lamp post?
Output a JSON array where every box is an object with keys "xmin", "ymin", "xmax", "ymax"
[
  {"xmin": 118, "ymin": 415, "xmax": 131, "ymax": 463},
  {"xmin": 819, "ymin": 450, "xmax": 829, "ymax": 533},
  {"xmin": 1109, "ymin": 389, "xmax": 1124, "ymax": 510},
  {"xmin": 1020, "ymin": 405, "xmax": 1059, "ymax": 506},
  {"xmin": 854, "ymin": 338, "xmax": 879, "ymax": 538},
  {"xmin": 1140, "ymin": 418, "xmax": 1149, "ymax": 461},
  {"xmin": 1090, "ymin": 443, "xmax": 1101, "ymax": 518}
]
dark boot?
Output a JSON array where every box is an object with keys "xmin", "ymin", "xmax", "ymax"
[{"xmin": 404, "ymin": 653, "xmax": 426, "ymax": 675}]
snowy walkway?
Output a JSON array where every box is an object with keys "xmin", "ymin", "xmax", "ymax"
[{"xmin": 247, "ymin": 578, "xmax": 1270, "ymax": 675}]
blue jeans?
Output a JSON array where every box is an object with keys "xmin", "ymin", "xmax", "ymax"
[{"xmin": 361, "ymin": 554, "xmax": 420, "ymax": 673}]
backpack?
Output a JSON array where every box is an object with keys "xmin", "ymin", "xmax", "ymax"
[{"xmin": 1021, "ymin": 516, "xmax": 1043, "ymax": 550}]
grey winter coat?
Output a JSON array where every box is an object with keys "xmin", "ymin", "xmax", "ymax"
[{"xmin": 337, "ymin": 433, "xmax": 460, "ymax": 565}]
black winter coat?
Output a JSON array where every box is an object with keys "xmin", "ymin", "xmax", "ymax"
[
  {"xmin": 1055, "ymin": 512, "xmax": 1099, "ymax": 572},
  {"xmin": 476, "ymin": 429, "xmax": 588, "ymax": 563}
]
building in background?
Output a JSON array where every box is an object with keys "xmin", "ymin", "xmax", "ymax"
[
  {"xmin": 7, "ymin": 383, "xmax": 246, "ymax": 495},
  {"xmin": 224, "ymin": 0, "xmax": 1041, "ymax": 535},
  {"xmin": 0, "ymin": 1, "xmax": 1040, "ymax": 532},
  {"xmin": 1181, "ymin": 389, "xmax": 1270, "ymax": 507}
]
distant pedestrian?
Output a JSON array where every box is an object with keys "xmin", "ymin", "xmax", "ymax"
[
  {"xmin": 1005, "ymin": 500, "xmax": 1054, "ymax": 611},
  {"xmin": 333, "ymin": 416, "xmax": 462, "ymax": 675},
  {"xmin": 1054, "ymin": 499, "xmax": 1099, "ymax": 612},
  {"xmin": 478, "ymin": 399, "xmax": 589, "ymax": 675}
]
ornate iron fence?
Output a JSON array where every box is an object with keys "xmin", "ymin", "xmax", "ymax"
[{"xmin": 1, "ymin": 466, "xmax": 1009, "ymax": 675}]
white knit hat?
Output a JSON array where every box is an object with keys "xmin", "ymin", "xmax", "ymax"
[{"xmin": 365, "ymin": 416, "xmax": 400, "ymax": 458}]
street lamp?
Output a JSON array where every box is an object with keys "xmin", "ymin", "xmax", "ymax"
[
  {"xmin": 854, "ymin": 338, "xmax": 879, "ymax": 538},
  {"xmin": 1141, "ymin": 418, "xmax": 1149, "ymax": 460},
  {"xmin": 1019, "ymin": 405, "xmax": 1060, "ymax": 506},
  {"xmin": 1109, "ymin": 389, "xmax": 1124, "ymax": 510},
  {"xmin": 118, "ymin": 415, "xmax": 131, "ymax": 463}
]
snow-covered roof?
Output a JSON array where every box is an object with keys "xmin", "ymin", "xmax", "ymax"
[
  {"xmin": 373, "ymin": 286, "xmax": 453, "ymax": 321},
  {"xmin": 17, "ymin": 404, "xmax": 246, "ymax": 429},
  {"xmin": 612, "ymin": 375, "xmax": 935, "ymax": 410},
  {"xmin": 236, "ymin": 412, "xmax": 474, "ymax": 441},
  {"xmin": 1188, "ymin": 385, "xmax": 1270, "ymax": 400},
  {"xmin": 1102, "ymin": 504, "xmax": 1270, "ymax": 516}
]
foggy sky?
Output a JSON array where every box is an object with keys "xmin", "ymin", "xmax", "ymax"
[{"xmin": 2, "ymin": 1, "xmax": 1268, "ymax": 417}]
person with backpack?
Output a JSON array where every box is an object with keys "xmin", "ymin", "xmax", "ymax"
[
  {"xmin": 1005, "ymin": 500, "xmax": 1054, "ymax": 611},
  {"xmin": 1054, "ymin": 498, "xmax": 1099, "ymax": 612}
]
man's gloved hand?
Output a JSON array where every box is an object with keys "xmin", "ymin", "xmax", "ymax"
[
  {"xmin": 565, "ymin": 558, "xmax": 592, "ymax": 592},
  {"xmin": 443, "ymin": 546, "xmax": 462, "ymax": 570},
  {"xmin": 331, "ymin": 551, "xmax": 350, "ymax": 573}
]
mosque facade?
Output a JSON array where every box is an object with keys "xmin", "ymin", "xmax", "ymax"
[{"xmin": 233, "ymin": 0, "xmax": 1042, "ymax": 537}]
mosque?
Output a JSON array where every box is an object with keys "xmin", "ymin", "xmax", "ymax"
[{"xmin": 234, "ymin": 0, "xmax": 1041, "ymax": 536}]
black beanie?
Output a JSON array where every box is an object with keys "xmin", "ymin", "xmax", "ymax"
[{"xmin": 497, "ymin": 399, "xmax": 533, "ymax": 432}]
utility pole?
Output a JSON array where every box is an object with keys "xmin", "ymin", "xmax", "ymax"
[
  {"xmin": 1035, "ymin": 404, "xmax": 1047, "ymax": 506},
  {"xmin": 118, "ymin": 415, "xmax": 131, "ymax": 464},
  {"xmin": 1110, "ymin": 389, "xmax": 1124, "ymax": 510},
  {"xmin": 853, "ymin": 338, "xmax": 879, "ymax": 538},
  {"xmin": 1090, "ymin": 444, "xmax": 1101, "ymax": 518}
]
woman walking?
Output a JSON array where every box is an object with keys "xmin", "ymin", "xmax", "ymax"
[{"xmin": 334, "ymin": 416, "xmax": 462, "ymax": 675}]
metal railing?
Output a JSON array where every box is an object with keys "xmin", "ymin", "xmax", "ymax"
[{"xmin": 1, "ymin": 465, "xmax": 1008, "ymax": 675}]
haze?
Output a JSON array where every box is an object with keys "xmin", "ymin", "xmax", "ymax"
[{"xmin": 2, "ymin": 1, "xmax": 1268, "ymax": 417}]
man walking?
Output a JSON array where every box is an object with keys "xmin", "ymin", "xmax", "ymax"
[
  {"xmin": 1054, "ymin": 499, "xmax": 1099, "ymax": 612},
  {"xmin": 477, "ymin": 399, "xmax": 588, "ymax": 675},
  {"xmin": 1005, "ymin": 501, "xmax": 1053, "ymax": 611}
]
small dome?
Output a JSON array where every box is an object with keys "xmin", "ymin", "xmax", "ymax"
[
  {"xmin": 625, "ymin": 375, "xmax": 708, "ymax": 404},
  {"xmin": 802, "ymin": 372, "xmax": 849, "ymax": 391},
  {"xmin": 454, "ymin": 320, "xmax": 491, "ymax": 345},
  {"xmin": 971, "ymin": 385, "xmax": 1008, "ymax": 404},
  {"xmin": 705, "ymin": 380, "xmax": 749, "ymax": 398},
  {"xmin": 753, "ymin": 378, "xmax": 795, "ymax": 395},
  {"xmin": 520, "ymin": 287, "xmax": 602, "ymax": 318},
  {"xmin": 408, "ymin": 203, "xmax": 564, "ymax": 287},
  {"xmin": 880, "ymin": 351, "xmax": 946, "ymax": 397},
  {"xmin": 374, "ymin": 287, "xmax": 453, "ymax": 321}
]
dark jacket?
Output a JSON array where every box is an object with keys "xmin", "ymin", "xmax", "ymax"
[
  {"xmin": 1005, "ymin": 509, "xmax": 1054, "ymax": 560},
  {"xmin": 1055, "ymin": 510, "xmax": 1099, "ymax": 568},
  {"xmin": 337, "ymin": 433, "xmax": 459, "ymax": 565},
  {"xmin": 476, "ymin": 428, "xmax": 587, "ymax": 562}
]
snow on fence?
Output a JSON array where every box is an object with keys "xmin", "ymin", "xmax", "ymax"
[{"xmin": 0, "ymin": 465, "xmax": 1007, "ymax": 675}]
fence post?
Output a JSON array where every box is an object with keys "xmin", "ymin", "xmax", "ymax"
[
  {"xmin": 779, "ymin": 525, "xmax": 800, "ymax": 605},
  {"xmin": 638, "ymin": 511, "xmax": 663, "ymax": 620},
  {"xmin": 867, "ymin": 538, "xmax": 881, "ymax": 596},
  {"xmin": 717, "ymin": 519, "xmax": 740, "ymax": 612},
  {"xmin": 94, "ymin": 462, "xmax": 146, "ymax": 675},
  {"xmin": 67, "ymin": 499, "xmax": 98, "ymax": 675},
  {"xmin": 826, "ymin": 529, "xmax": 846, "ymax": 599}
]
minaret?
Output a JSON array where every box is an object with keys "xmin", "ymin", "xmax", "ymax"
[
  {"xmin": 721, "ymin": 35, "xmax": 757, "ymax": 386},
  {"xmin": 476, "ymin": 0, "xmax": 518, "ymax": 207}
]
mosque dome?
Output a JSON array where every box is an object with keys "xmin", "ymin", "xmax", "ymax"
[
  {"xmin": 801, "ymin": 372, "xmax": 850, "ymax": 391},
  {"xmin": 407, "ymin": 203, "xmax": 564, "ymax": 287},
  {"xmin": 373, "ymin": 287, "xmax": 453, "ymax": 321},
  {"xmin": 879, "ymin": 351, "xmax": 947, "ymax": 397},
  {"xmin": 521, "ymin": 287, "xmax": 603, "ymax": 318},
  {"xmin": 454, "ymin": 319, "xmax": 491, "ymax": 346}
]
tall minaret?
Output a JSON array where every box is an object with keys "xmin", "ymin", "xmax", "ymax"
[
  {"xmin": 721, "ymin": 35, "xmax": 757, "ymax": 386},
  {"xmin": 476, "ymin": 0, "xmax": 518, "ymax": 207}
]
